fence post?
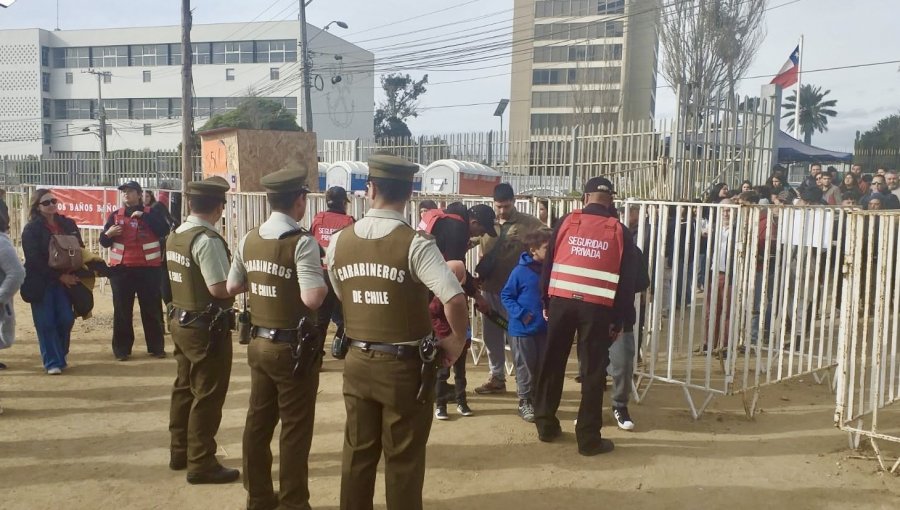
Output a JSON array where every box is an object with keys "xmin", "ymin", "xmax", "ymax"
[
  {"xmin": 417, "ymin": 135, "xmax": 425, "ymax": 165},
  {"xmin": 569, "ymin": 125, "xmax": 579, "ymax": 193},
  {"xmin": 486, "ymin": 131, "xmax": 494, "ymax": 168}
]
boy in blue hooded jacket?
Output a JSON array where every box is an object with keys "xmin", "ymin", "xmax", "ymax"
[{"xmin": 501, "ymin": 228, "xmax": 552, "ymax": 422}]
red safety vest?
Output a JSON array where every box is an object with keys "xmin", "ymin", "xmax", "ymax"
[
  {"xmin": 108, "ymin": 207, "xmax": 162, "ymax": 267},
  {"xmin": 418, "ymin": 208, "xmax": 464, "ymax": 234},
  {"xmin": 548, "ymin": 210, "xmax": 624, "ymax": 307},
  {"xmin": 311, "ymin": 211, "xmax": 355, "ymax": 248}
]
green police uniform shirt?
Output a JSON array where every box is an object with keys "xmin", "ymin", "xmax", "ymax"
[
  {"xmin": 227, "ymin": 212, "xmax": 326, "ymax": 325},
  {"xmin": 325, "ymin": 208, "xmax": 464, "ymax": 339},
  {"xmin": 167, "ymin": 215, "xmax": 233, "ymax": 310}
]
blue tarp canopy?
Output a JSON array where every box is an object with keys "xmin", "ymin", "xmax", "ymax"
[{"xmin": 776, "ymin": 131, "xmax": 853, "ymax": 164}]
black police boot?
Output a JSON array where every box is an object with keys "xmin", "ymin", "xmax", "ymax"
[
  {"xmin": 169, "ymin": 451, "xmax": 187, "ymax": 471},
  {"xmin": 186, "ymin": 465, "xmax": 240, "ymax": 484}
]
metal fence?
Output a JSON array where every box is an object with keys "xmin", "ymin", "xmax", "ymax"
[
  {"xmin": 853, "ymin": 148, "xmax": 900, "ymax": 173},
  {"xmin": 625, "ymin": 201, "xmax": 847, "ymax": 419},
  {"xmin": 835, "ymin": 210, "xmax": 900, "ymax": 473},
  {"xmin": 0, "ymin": 151, "xmax": 202, "ymax": 188}
]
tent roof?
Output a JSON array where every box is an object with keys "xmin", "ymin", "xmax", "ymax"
[{"xmin": 776, "ymin": 131, "xmax": 853, "ymax": 163}]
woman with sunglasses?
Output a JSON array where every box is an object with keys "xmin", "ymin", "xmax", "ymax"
[{"xmin": 20, "ymin": 189, "xmax": 83, "ymax": 374}]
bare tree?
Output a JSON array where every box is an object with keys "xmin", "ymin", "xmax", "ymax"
[
  {"xmin": 660, "ymin": 0, "xmax": 767, "ymax": 102},
  {"xmin": 570, "ymin": 58, "xmax": 621, "ymax": 130}
]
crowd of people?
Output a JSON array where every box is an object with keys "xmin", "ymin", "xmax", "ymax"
[
  {"xmin": 0, "ymin": 158, "xmax": 896, "ymax": 508},
  {"xmin": 707, "ymin": 163, "xmax": 900, "ymax": 209}
]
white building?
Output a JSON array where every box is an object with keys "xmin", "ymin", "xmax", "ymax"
[{"xmin": 0, "ymin": 20, "xmax": 375, "ymax": 157}]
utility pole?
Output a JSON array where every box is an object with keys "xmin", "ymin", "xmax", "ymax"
[
  {"xmin": 85, "ymin": 69, "xmax": 108, "ymax": 184},
  {"xmin": 181, "ymin": 0, "xmax": 193, "ymax": 202},
  {"xmin": 299, "ymin": 0, "xmax": 314, "ymax": 132}
]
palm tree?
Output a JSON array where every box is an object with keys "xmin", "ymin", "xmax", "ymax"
[{"xmin": 782, "ymin": 84, "xmax": 838, "ymax": 144}]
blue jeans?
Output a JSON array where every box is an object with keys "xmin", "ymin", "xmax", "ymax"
[
  {"xmin": 31, "ymin": 285, "xmax": 74, "ymax": 370},
  {"xmin": 509, "ymin": 333, "xmax": 547, "ymax": 400}
]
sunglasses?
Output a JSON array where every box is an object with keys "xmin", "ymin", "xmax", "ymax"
[{"xmin": 40, "ymin": 198, "xmax": 59, "ymax": 207}]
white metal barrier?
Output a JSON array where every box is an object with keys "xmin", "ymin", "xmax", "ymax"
[
  {"xmin": 625, "ymin": 201, "xmax": 848, "ymax": 419},
  {"xmin": 835, "ymin": 211, "xmax": 900, "ymax": 473}
]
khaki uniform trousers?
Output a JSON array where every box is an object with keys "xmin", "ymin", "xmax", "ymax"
[
  {"xmin": 168, "ymin": 324, "xmax": 233, "ymax": 473},
  {"xmin": 340, "ymin": 347, "xmax": 434, "ymax": 510},
  {"xmin": 243, "ymin": 337, "xmax": 321, "ymax": 510}
]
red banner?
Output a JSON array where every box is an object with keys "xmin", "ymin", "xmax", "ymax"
[{"xmin": 47, "ymin": 187, "xmax": 120, "ymax": 229}]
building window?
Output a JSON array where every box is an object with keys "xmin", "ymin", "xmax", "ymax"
[
  {"xmin": 225, "ymin": 68, "xmax": 235, "ymax": 81},
  {"xmin": 41, "ymin": 46, "xmax": 50, "ymax": 67},
  {"xmin": 532, "ymin": 66, "xmax": 622, "ymax": 85},
  {"xmin": 43, "ymin": 123, "xmax": 52, "ymax": 145},
  {"xmin": 143, "ymin": 70, "xmax": 151, "ymax": 83},
  {"xmin": 255, "ymin": 40, "xmax": 297, "ymax": 63},
  {"xmin": 42, "ymin": 98, "xmax": 51, "ymax": 118},
  {"xmin": 533, "ymin": 44, "xmax": 623, "ymax": 63},
  {"xmin": 132, "ymin": 98, "xmax": 169, "ymax": 120},
  {"xmin": 270, "ymin": 67, "xmax": 280, "ymax": 80},
  {"xmin": 93, "ymin": 46, "xmax": 129, "ymax": 67},
  {"xmin": 54, "ymin": 99, "xmax": 95, "ymax": 120},
  {"xmin": 53, "ymin": 47, "xmax": 90, "ymax": 68},
  {"xmin": 103, "ymin": 72, "xmax": 112, "ymax": 83},
  {"xmin": 65, "ymin": 72, "xmax": 73, "ymax": 84},
  {"xmin": 170, "ymin": 43, "xmax": 182, "ymax": 66},
  {"xmin": 213, "ymin": 41, "xmax": 254, "ymax": 64},
  {"xmin": 130, "ymin": 44, "xmax": 170, "ymax": 66},
  {"xmin": 191, "ymin": 43, "xmax": 212, "ymax": 65},
  {"xmin": 41, "ymin": 72, "xmax": 50, "ymax": 92},
  {"xmin": 101, "ymin": 99, "xmax": 129, "ymax": 119},
  {"xmin": 143, "ymin": 124, "xmax": 152, "ymax": 136},
  {"xmin": 211, "ymin": 97, "xmax": 245, "ymax": 116}
]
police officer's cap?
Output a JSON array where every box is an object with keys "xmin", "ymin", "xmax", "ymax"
[
  {"xmin": 261, "ymin": 161, "xmax": 311, "ymax": 194},
  {"xmin": 187, "ymin": 176, "xmax": 230, "ymax": 198},
  {"xmin": 584, "ymin": 176, "xmax": 616, "ymax": 195},
  {"xmin": 367, "ymin": 154, "xmax": 418, "ymax": 182}
]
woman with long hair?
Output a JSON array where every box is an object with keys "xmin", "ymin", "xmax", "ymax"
[
  {"xmin": 20, "ymin": 189, "xmax": 83, "ymax": 374},
  {"xmin": 839, "ymin": 172, "xmax": 860, "ymax": 197}
]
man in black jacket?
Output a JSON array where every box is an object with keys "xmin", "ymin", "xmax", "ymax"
[
  {"xmin": 99, "ymin": 181, "xmax": 171, "ymax": 360},
  {"xmin": 535, "ymin": 177, "xmax": 640, "ymax": 456},
  {"xmin": 429, "ymin": 202, "xmax": 496, "ymax": 299}
]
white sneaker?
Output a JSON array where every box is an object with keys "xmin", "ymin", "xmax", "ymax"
[
  {"xmin": 613, "ymin": 407, "xmax": 635, "ymax": 431},
  {"xmin": 47, "ymin": 367, "xmax": 62, "ymax": 375}
]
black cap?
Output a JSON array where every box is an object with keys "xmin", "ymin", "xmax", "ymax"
[
  {"xmin": 118, "ymin": 181, "xmax": 143, "ymax": 193},
  {"xmin": 584, "ymin": 177, "xmax": 615, "ymax": 195},
  {"xmin": 326, "ymin": 186, "xmax": 350, "ymax": 205},
  {"xmin": 469, "ymin": 204, "xmax": 498, "ymax": 237},
  {"xmin": 799, "ymin": 186, "xmax": 823, "ymax": 204}
]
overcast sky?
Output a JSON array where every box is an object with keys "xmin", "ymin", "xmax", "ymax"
[{"xmin": 2, "ymin": 0, "xmax": 897, "ymax": 151}]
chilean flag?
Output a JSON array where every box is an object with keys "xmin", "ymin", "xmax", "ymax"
[{"xmin": 771, "ymin": 45, "xmax": 800, "ymax": 88}]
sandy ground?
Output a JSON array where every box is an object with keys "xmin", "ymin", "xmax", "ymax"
[{"xmin": 1, "ymin": 292, "xmax": 898, "ymax": 510}]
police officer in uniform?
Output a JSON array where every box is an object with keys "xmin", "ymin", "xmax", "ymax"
[
  {"xmin": 226, "ymin": 164, "xmax": 328, "ymax": 510},
  {"xmin": 326, "ymin": 154, "xmax": 468, "ymax": 510},
  {"xmin": 166, "ymin": 176, "xmax": 239, "ymax": 484},
  {"xmin": 534, "ymin": 177, "xmax": 639, "ymax": 456}
]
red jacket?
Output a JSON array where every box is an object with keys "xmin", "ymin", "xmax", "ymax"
[
  {"xmin": 108, "ymin": 207, "xmax": 162, "ymax": 267},
  {"xmin": 547, "ymin": 210, "xmax": 624, "ymax": 307},
  {"xmin": 311, "ymin": 211, "xmax": 355, "ymax": 249}
]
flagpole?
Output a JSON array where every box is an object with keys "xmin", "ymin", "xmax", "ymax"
[{"xmin": 794, "ymin": 34, "xmax": 803, "ymax": 140}]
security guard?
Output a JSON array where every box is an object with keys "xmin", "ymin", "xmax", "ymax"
[
  {"xmin": 226, "ymin": 163, "xmax": 327, "ymax": 510},
  {"xmin": 166, "ymin": 176, "xmax": 239, "ymax": 484},
  {"xmin": 326, "ymin": 154, "xmax": 468, "ymax": 510},
  {"xmin": 100, "ymin": 180, "xmax": 170, "ymax": 360},
  {"xmin": 310, "ymin": 186, "xmax": 355, "ymax": 346},
  {"xmin": 534, "ymin": 177, "xmax": 639, "ymax": 456}
]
